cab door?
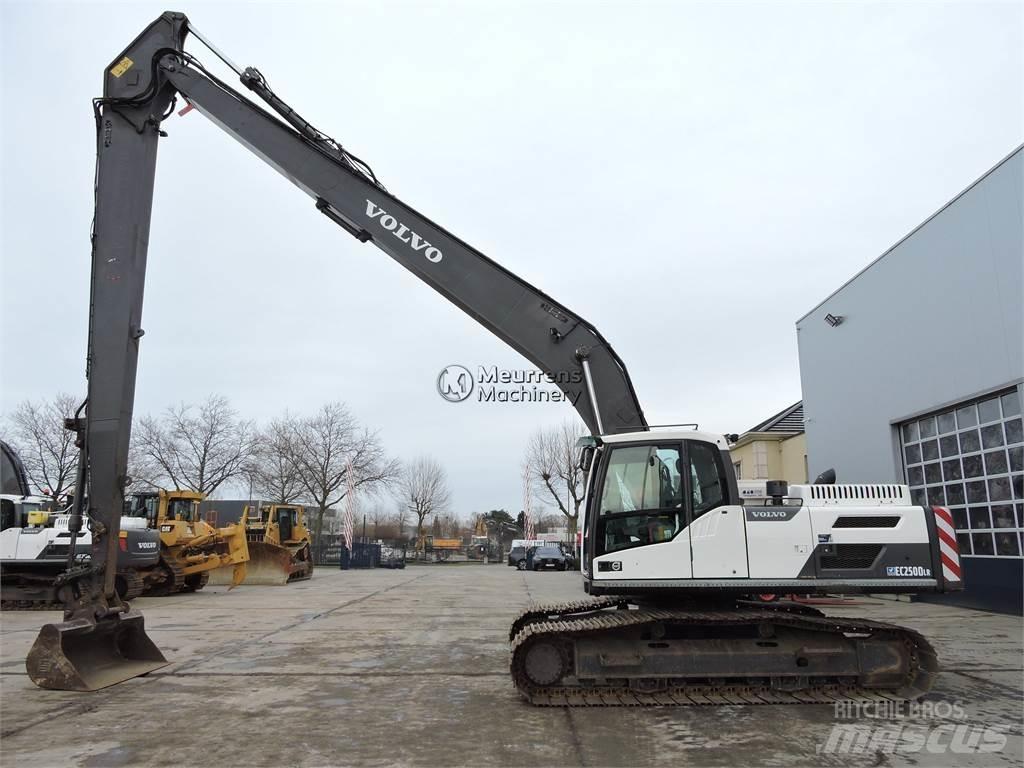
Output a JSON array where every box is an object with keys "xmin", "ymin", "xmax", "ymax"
[
  {"xmin": 685, "ymin": 440, "xmax": 748, "ymax": 579},
  {"xmin": 586, "ymin": 442, "xmax": 692, "ymax": 579}
]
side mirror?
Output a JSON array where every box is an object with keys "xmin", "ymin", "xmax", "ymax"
[
  {"xmin": 814, "ymin": 468, "xmax": 837, "ymax": 485},
  {"xmin": 579, "ymin": 446, "xmax": 595, "ymax": 472}
]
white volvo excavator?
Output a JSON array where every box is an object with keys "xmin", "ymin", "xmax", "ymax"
[{"xmin": 26, "ymin": 13, "xmax": 962, "ymax": 702}]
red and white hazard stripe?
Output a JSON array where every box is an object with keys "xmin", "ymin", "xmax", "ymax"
[{"xmin": 932, "ymin": 506, "xmax": 962, "ymax": 583}]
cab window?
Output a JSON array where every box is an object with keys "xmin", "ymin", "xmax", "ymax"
[
  {"xmin": 597, "ymin": 444, "xmax": 683, "ymax": 554},
  {"xmin": 688, "ymin": 440, "xmax": 728, "ymax": 518},
  {"xmin": 167, "ymin": 499, "xmax": 197, "ymax": 522},
  {"xmin": 599, "ymin": 445, "xmax": 682, "ymax": 514}
]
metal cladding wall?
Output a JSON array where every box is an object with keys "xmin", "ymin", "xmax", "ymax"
[
  {"xmin": 796, "ymin": 147, "xmax": 1023, "ymax": 614},
  {"xmin": 797, "ymin": 148, "xmax": 1023, "ymax": 483}
]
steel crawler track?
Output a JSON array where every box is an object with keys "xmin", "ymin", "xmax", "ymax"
[{"xmin": 509, "ymin": 600, "xmax": 938, "ymax": 706}]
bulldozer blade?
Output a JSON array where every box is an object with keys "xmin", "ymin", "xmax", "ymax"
[
  {"xmin": 25, "ymin": 610, "xmax": 167, "ymax": 691},
  {"xmin": 236, "ymin": 542, "xmax": 295, "ymax": 586}
]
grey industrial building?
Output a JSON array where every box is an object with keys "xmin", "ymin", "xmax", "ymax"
[{"xmin": 797, "ymin": 146, "xmax": 1023, "ymax": 613}]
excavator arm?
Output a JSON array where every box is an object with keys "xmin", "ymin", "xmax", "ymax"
[{"xmin": 27, "ymin": 12, "xmax": 646, "ymax": 689}]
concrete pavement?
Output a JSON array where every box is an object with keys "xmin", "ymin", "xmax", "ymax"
[{"xmin": 0, "ymin": 565, "xmax": 1021, "ymax": 767}]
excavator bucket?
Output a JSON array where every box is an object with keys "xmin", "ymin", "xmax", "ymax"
[{"xmin": 25, "ymin": 610, "xmax": 167, "ymax": 691}]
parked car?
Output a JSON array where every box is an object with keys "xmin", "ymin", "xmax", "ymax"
[
  {"xmin": 379, "ymin": 545, "xmax": 406, "ymax": 569},
  {"xmin": 525, "ymin": 545, "xmax": 567, "ymax": 571},
  {"xmin": 508, "ymin": 546, "xmax": 529, "ymax": 569}
]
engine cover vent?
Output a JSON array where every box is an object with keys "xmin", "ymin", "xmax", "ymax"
[
  {"xmin": 820, "ymin": 543, "xmax": 884, "ymax": 570},
  {"xmin": 832, "ymin": 516, "xmax": 901, "ymax": 528},
  {"xmin": 790, "ymin": 484, "xmax": 910, "ymax": 506}
]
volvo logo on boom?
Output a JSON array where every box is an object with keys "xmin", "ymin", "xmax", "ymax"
[{"xmin": 365, "ymin": 200, "xmax": 443, "ymax": 263}]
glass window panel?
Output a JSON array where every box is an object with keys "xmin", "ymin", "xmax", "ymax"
[
  {"xmin": 956, "ymin": 532, "xmax": 972, "ymax": 555},
  {"xmin": 978, "ymin": 398, "xmax": 1001, "ymax": 424},
  {"xmin": 988, "ymin": 477, "xmax": 1012, "ymax": 502},
  {"xmin": 910, "ymin": 487, "xmax": 926, "ymax": 506},
  {"xmin": 902, "ymin": 422, "xmax": 919, "ymax": 442},
  {"xmin": 995, "ymin": 531, "xmax": 1020, "ymax": 556},
  {"xmin": 937, "ymin": 412, "xmax": 956, "ymax": 434},
  {"xmin": 1005, "ymin": 418, "xmax": 1023, "ymax": 445},
  {"xmin": 600, "ymin": 444, "xmax": 684, "ymax": 515},
  {"xmin": 939, "ymin": 435, "xmax": 959, "ymax": 458},
  {"xmin": 1001, "ymin": 390, "xmax": 1021, "ymax": 418},
  {"xmin": 981, "ymin": 424, "xmax": 1005, "ymax": 449},
  {"xmin": 919, "ymin": 417, "xmax": 937, "ymax": 438},
  {"xmin": 924, "ymin": 462, "xmax": 942, "ymax": 485},
  {"xmin": 942, "ymin": 459, "xmax": 963, "ymax": 482},
  {"xmin": 966, "ymin": 480, "xmax": 988, "ymax": 503},
  {"xmin": 1012, "ymin": 474, "xmax": 1023, "ymax": 501},
  {"xmin": 969, "ymin": 506, "xmax": 991, "ymax": 529},
  {"xmin": 946, "ymin": 484, "xmax": 966, "ymax": 506},
  {"xmin": 907, "ymin": 466, "xmax": 924, "ymax": 486},
  {"xmin": 927, "ymin": 486, "xmax": 945, "ymax": 506},
  {"xmin": 1010, "ymin": 447, "xmax": 1023, "ymax": 473},
  {"xmin": 957, "ymin": 405, "xmax": 978, "ymax": 428},
  {"xmin": 937, "ymin": 411, "xmax": 954, "ymax": 436},
  {"xmin": 972, "ymin": 532, "xmax": 994, "ymax": 555},
  {"xmin": 962, "ymin": 454, "xmax": 984, "ymax": 478},
  {"xmin": 984, "ymin": 450, "xmax": 1009, "ymax": 475},
  {"xmin": 959, "ymin": 430, "xmax": 981, "ymax": 453},
  {"xmin": 921, "ymin": 440, "xmax": 939, "ymax": 461},
  {"xmin": 951, "ymin": 506, "xmax": 968, "ymax": 530},
  {"xmin": 904, "ymin": 443, "xmax": 922, "ymax": 465},
  {"xmin": 991, "ymin": 505, "xmax": 1016, "ymax": 528}
]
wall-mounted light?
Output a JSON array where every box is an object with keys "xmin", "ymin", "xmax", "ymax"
[{"xmin": 824, "ymin": 313, "xmax": 844, "ymax": 327}]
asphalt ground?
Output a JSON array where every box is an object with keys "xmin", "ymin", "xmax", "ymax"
[{"xmin": 0, "ymin": 565, "xmax": 1021, "ymax": 767}]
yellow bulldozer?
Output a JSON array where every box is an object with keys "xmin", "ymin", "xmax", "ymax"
[
  {"xmin": 122, "ymin": 489, "xmax": 249, "ymax": 595},
  {"xmin": 208, "ymin": 503, "xmax": 313, "ymax": 585},
  {"xmin": 413, "ymin": 535, "xmax": 464, "ymax": 562}
]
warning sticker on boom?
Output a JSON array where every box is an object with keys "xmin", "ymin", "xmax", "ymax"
[{"xmin": 111, "ymin": 56, "xmax": 134, "ymax": 78}]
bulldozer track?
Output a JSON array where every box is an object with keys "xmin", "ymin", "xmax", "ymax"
[
  {"xmin": 287, "ymin": 557, "xmax": 314, "ymax": 583},
  {"xmin": 509, "ymin": 601, "xmax": 938, "ymax": 706},
  {"xmin": 144, "ymin": 557, "xmax": 187, "ymax": 596},
  {"xmin": 181, "ymin": 571, "xmax": 209, "ymax": 592}
]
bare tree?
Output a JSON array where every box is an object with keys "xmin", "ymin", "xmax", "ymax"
[
  {"xmin": 397, "ymin": 456, "xmax": 452, "ymax": 543},
  {"xmin": 434, "ymin": 512, "xmax": 465, "ymax": 539},
  {"xmin": 3, "ymin": 392, "xmax": 80, "ymax": 506},
  {"xmin": 390, "ymin": 504, "xmax": 410, "ymax": 538},
  {"xmin": 132, "ymin": 394, "xmax": 256, "ymax": 495},
  {"xmin": 290, "ymin": 402, "xmax": 398, "ymax": 547},
  {"xmin": 525, "ymin": 420, "xmax": 586, "ymax": 536},
  {"xmin": 366, "ymin": 503, "xmax": 391, "ymax": 538},
  {"xmin": 252, "ymin": 414, "xmax": 304, "ymax": 504}
]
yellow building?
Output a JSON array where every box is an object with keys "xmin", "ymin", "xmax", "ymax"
[{"xmin": 729, "ymin": 401, "xmax": 807, "ymax": 484}]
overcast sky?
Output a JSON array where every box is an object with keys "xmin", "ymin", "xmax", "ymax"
[{"xmin": 1, "ymin": 1, "xmax": 1021, "ymax": 517}]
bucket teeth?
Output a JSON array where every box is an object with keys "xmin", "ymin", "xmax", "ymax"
[{"xmin": 26, "ymin": 610, "xmax": 167, "ymax": 691}]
